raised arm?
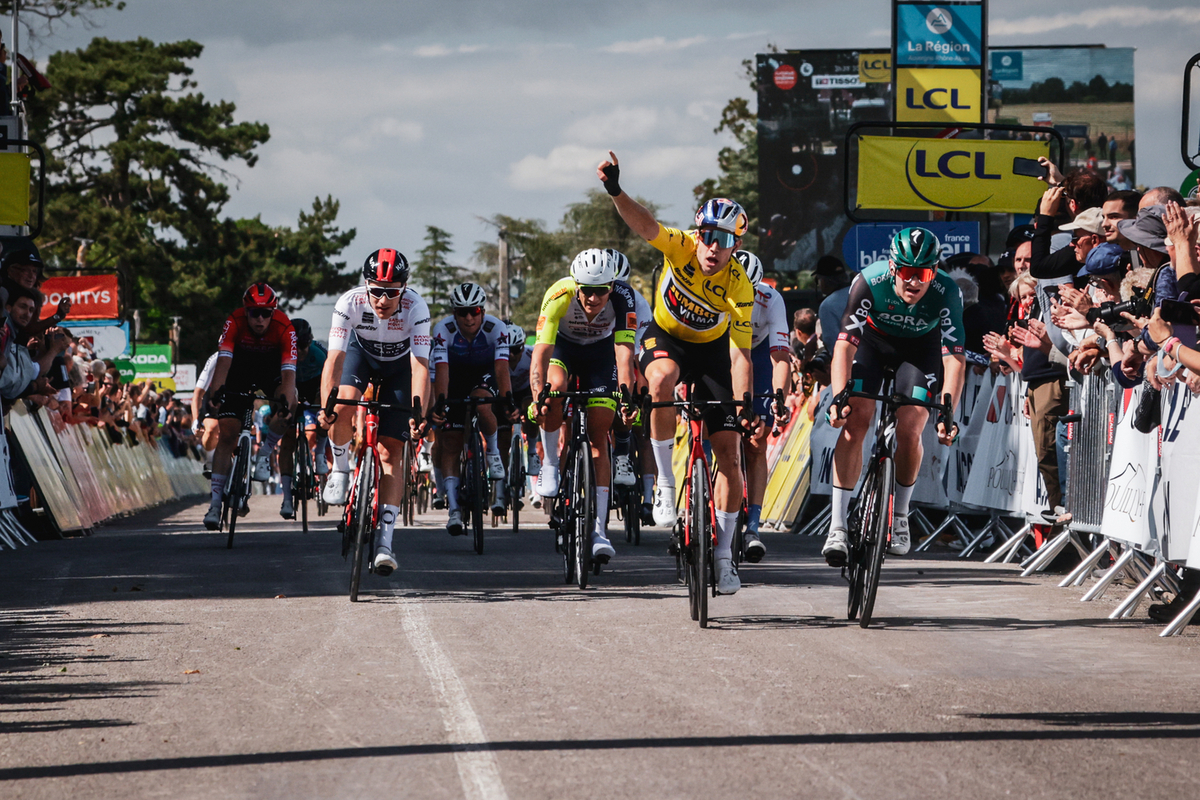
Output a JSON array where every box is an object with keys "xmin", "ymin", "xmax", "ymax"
[{"xmin": 597, "ymin": 151, "xmax": 659, "ymax": 241}]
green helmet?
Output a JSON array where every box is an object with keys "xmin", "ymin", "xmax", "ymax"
[{"xmin": 888, "ymin": 227, "xmax": 942, "ymax": 270}]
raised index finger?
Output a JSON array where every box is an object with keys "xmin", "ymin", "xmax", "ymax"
[{"xmin": 608, "ymin": 150, "xmax": 618, "ymax": 165}]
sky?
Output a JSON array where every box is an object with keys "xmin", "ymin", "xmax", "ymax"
[{"xmin": 8, "ymin": 0, "xmax": 1200, "ymax": 344}]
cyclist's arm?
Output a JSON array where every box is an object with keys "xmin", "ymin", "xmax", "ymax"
[
  {"xmin": 410, "ymin": 356, "xmax": 429, "ymax": 414},
  {"xmin": 599, "ymin": 152, "xmax": 659, "ymax": 240},
  {"xmin": 612, "ymin": 283, "xmax": 638, "ymax": 392},
  {"xmin": 731, "ymin": 345, "xmax": 753, "ymax": 408},
  {"xmin": 530, "ymin": 343, "xmax": 552, "ymax": 405},
  {"xmin": 278, "ymin": 319, "xmax": 299, "ymax": 408},
  {"xmin": 942, "ymin": 353, "xmax": 967, "ymax": 413},
  {"xmin": 937, "ymin": 274, "xmax": 967, "ymax": 412},
  {"xmin": 319, "ymin": 349, "xmax": 345, "ymax": 410},
  {"xmin": 770, "ymin": 349, "xmax": 791, "ymax": 397},
  {"xmin": 766, "ymin": 289, "xmax": 791, "ymax": 396},
  {"xmin": 207, "ymin": 355, "xmax": 231, "ymax": 397},
  {"xmin": 616, "ymin": 341, "xmax": 635, "ymax": 397},
  {"xmin": 830, "ymin": 339, "xmax": 856, "ymax": 398},
  {"xmin": 493, "ymin": 356, "xmax": 512, "ymax": 398},
  {"xmin": 191, "ymin": 387, "xmax": 204, "ymax": 423},
  {"xmin": 434, "ymin": 362, "xmax": 449, "ymax": 404}
]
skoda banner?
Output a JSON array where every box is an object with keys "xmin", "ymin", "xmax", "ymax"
[
  {"xmin": 855, "ymin": 135, "xmax": 1050, "ymax": 214},
  {"xmin": 114, "ymin": 343, "xmax": 173, "ymax": 384}
]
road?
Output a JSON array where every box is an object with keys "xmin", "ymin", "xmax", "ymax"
[{"xmin": 2, "ymin": 493, "xmax": 1199, "ymax": 799}]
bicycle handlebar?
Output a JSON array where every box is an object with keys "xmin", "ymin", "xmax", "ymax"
[
  {"xmin": 322, "ymin": 390, "xmax": 422, "ymax": 426},
  {"xmin": 831, "ymin": 386, "xmax": 954, "ymax": 434}
]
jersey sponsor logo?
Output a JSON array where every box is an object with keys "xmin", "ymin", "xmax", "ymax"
[
  {"xmin": 736, "ymin": 301, "xmax": 752, "ymax": 308},
  {"xmin": 703, "ymin": 280, "xmax": 727, "ymax": 300},
  {"xmin": 388, "ymin": 317, "xmax": 404, "ymax": 330},
  {"xmin": 876, "ymin": 312, "xmax": 925, "ymax": 327},
  {"xmin": 432, "ymin": 333, "xmax": 446, "ymax": 349},
  {"xmin": 483, "ymin": 320, "xmax": 495, "ymax": 333},
  {"xmin": 361, "ymin": 311, "xmax": 374, "ymax": 325},
  {"xmin": 665, "ymin": 282, "xmax": 720, "ymax": 330},
  {"xmin": 412, "ymin": 334, "xmax": 430, "ymax": 347},
  {"xmin": 332, "ymin": 309, "xmax": 350, "ymax": 321},
  {"xmin": 653, "ymin": 350, "xmax": 668, "ymax": 358},
  {"xmin": 626, "ymin": 312, "xmax": 638, "ymax": 330},
  {"xmin": 331, "ymin": 328, "xmax": 347, "ymax": 339},
  {"xmin": 536, "ymin": 316, "xmax": 547, "ymax": 332},
  {"xmin": 643, "ymin": 337, "xmax": 656, "ymax": 350}
]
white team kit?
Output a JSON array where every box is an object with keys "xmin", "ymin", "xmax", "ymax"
[
  {"xmin": 751, "ymin": 283, "xmax": 790, "ymax": 351},
  {"xmin": 329, "ymin": 286, "xmax": 432, "ymax": 362}
]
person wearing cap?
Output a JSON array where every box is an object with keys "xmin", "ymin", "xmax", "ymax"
[
  {"xmin": 1060, "ymin": 207, "xmax": 1105, "ymax": 268},
  {"xmin": 0, "ymin": 247, "xmax": 71, "ymax": 338},
  {"xmin": 815, "ymin": 256, "xmax": 850, "ymax": 353}
]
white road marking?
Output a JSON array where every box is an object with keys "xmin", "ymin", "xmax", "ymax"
[{"xmin": 400, "ymin": 600, "xmax": 509, "ymax": 800}]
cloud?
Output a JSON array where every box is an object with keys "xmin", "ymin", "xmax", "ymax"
[
  {"xmin": 563, "ymin": 107, "xmax": 661, "ymax": 146},
  {"xmin": 413, "ymin": 43, "xmax": 487, "ymax": 58},
  {"xmin": 508, "ymin": 144, "xmax": 715, "ymax": 191},
  {"xmin": 601, "ymin": 35, "xmax": 708, "ymax": 54},
  {"xmin": 991, "ymin": 6, "xmax": 1200, "ymax": 35}
]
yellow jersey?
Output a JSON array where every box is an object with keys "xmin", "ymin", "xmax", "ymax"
[{"xmin": 648, "ymin": 223, "xmax": 754, "ymax": 349}]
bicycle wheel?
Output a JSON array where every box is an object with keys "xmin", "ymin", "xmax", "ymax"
[
  {"xmin": 349, "ymin": 453, "xmax": 376, "ymax": 602},
  {"xmin": 469, "ymin": 436, "xmax": 486, "ymax": 555},
  {"xmin": 574, "ymin": 440, "xmax": 592, "ymax": 590},
  {"xmin": 296, "ymin": 438, "xmax": 310, "ymax": 534},
  {"xmin": 508, "ymin": 431, "xmax": 524, "ymax": 535},
  {"xmin": 858, "ymin": 457, "xmax": 894, "ymax": 628},
  {"xmin": 226, "ymin": 437, "xmax": 251, "ymax": 549},
  {"xmin": 846, "ymin": 466, "xmax": 878, "ymax": 621},
  {"xmin": 691, "ymin": 458, "xmax": 712, "ymax": 627},
  {"xmin": 401, "ymin": 440, "xmax": 416, "ymax": 527}
]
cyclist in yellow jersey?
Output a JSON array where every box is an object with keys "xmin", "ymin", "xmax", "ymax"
[{"xmin": 597, "ymin": 150, "xmax": 759, "ymax": 595}]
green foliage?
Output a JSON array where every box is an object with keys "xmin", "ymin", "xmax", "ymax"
[
  {"xmin": 1000, "ymin": 75, "xmax": 1134, "ymax": 105},
  {"xmin": 25, "ymin": 37, "xmax": 355, "ymax": 361},
  {"xmin": 413, "ymin": 225, "xmax": 469, "ymax": 319}
]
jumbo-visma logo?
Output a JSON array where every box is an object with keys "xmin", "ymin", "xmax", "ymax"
[{"xmin": 904, "ymin": 142, "xmax": 1001, "ymax": 210}]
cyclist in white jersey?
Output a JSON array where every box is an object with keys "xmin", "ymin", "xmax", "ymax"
[
  {"xmin": 319, "ymin": 248, "xmax": 431, "ymax": 576},
  {"xmin": 191, "ymin": 351, "xmax": 221, "ymax": 476},
  {"xmin": 737, "ymin": 250, "xmax": 791, "ymax": 563}
]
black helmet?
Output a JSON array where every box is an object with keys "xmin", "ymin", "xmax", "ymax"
[
  {"xmin": 363, "ymin": 248, "xmax": 410, "ymax": 284},
  {"xmin": 291, "ymin": 318, "xmax": 313, "ymax": 349}
]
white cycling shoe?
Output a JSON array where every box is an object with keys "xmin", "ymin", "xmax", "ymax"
[
  {"xmin": 279, "ymin": 494, "xmax": 294, "ymax": 520},
  {"xmin": 613, "ymin": 455, "xmax": 636, "ymax": 486},
  {"xmin": 323, "ymin": 470, "xmax": 350, "ymax": 506},
  {"xmin": 888, "ymin": 516, "xmax": 911, "ymax": 556},
  {"xmin": 202, "ymin": 501, "xmax": 222, "ymax": 531},
  {"xmin": 251, "ymin": 454, "xmax": 272, "ymax": 483},
  {"xmin": 373, "ymin": 546, "xmax": 398, "ymax": 577},
  {"xmin": 652, "ymin": 486, "xmax": 677, "ymax": 527},
  {"xmin": 592, "ymin": 534, "xmax": 615, "ymax": 563},
  {"xmin": 447, "ymin": 508, "xmax": 465, "ymax": 536},
  {"xmin": 716, "ymin": 557, "xmax": 741, "ymax": 595},
  {"xmin": 416, "ymin": 449, "xmax": 433, "ymax": 474},
  {"xmin": 486, "ymin": 450, "xmax": 506, "ymax": 480},
  {"xmin": 536, "ymin": 463, "xmax": 559, "ymax": 497},
  {"xmin": 823, "ymin": 527, "xmax": 849, "ymax": 567}
]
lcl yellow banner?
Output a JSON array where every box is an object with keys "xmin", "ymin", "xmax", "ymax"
[
  {"xmin": 856, "ymin": 136, "xmax": 1051, "ymax": 213},
  {"xmin": 0, "ymin": 152, "xmax": 31, "ymax": 227},
  {"xmin": 896, "ymin": 67, "xmax": 982, "ymax": 124}
]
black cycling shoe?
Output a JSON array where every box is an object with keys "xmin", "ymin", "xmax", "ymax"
[{"xmin": 743, "ymin": 531, "xmax": 766, "ymax": 563}]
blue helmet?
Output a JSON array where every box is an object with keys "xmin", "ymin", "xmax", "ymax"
[{"xmin": 695, "ymin": 198, "xmax": 748, "ymax": 237}]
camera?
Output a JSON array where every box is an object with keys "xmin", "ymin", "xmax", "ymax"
[{"xmin": 1086, "ymin": 295, "xmax": 1153, "ymax": 326}]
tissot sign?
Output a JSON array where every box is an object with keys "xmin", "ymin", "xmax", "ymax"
[{"xmin": 855, "ymin": 136, "xmax": 1050, "ymax": 213}]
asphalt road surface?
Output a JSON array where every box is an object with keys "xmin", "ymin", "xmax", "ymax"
[{"xmin": 2, "ymin": 493, "xmax": 1199, "ymax": 800}]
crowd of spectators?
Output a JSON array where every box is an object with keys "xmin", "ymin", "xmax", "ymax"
[{"xmin": 778, "ymin": 160, "xmax": 1200, "ymax": 623}]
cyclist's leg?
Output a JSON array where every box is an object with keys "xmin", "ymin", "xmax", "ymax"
[
  {"xmin": 742, "ymin": 342, "xmax": 775, "ymax": 560},
  {"xmin": 324, "ymin": 343, "xmax": 370, "ymax": 505},
  {"xmin": 580, "ymin": 341, "xmax": 619, "ymax": 558},
  {"xmin": 206, "ymin": 415, "xmax": 243, "ymax": 525},
  {"xmin": 373, "ymin": 362, "xmax": 414, "ymax": 566},
  {"xmin": 474, "ymin": 376, "xmax": 504, "ymax": 475},
  {"xmin": 888, "ymin": 341, "xmax": 942, "ymax": 555},
  {"xmin": 535, "ymin": 351, "xmax": 570, "ymax": 497},
  {"xmin": 640, "ymin": 325, "xmax": 682, "ymax": 525},
  {"xmin": 277, "ymin": 418, "xmax": 298, "ymax": 517},
  {"xmin": 201, "ymin": 417, "xmax": 220, "ymax": 470},
  {"xmin": 438, "ymin": 368, "xmax": 476, "ymax": 533}
]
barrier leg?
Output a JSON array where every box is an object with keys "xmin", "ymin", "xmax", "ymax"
[
  {"xmin": 915, "ymin": 511, "xmax": 958, "ymax": 552},
  {"xmin": 985, "ymin": 523, "xmax": 1030, "ymax": 563},
  {"xmin": 1109, "ymin": 561, "xmax": 1168, "ymax": 620},
  {"xmin": 908, "ymin": 507, "xmax": 935, "ymax": 542},
  {"xmin": 957, "ymin": 512, "xmax": 1003, "ymax": 558},
  {"xmin": 0, "ymin": 512, "xmax": 33, "ymax": 546},
  {"xmin": 1081, "ymin": 546, "xmax": 1137, "ymax": 602},
  {"xmin": 1159, "ymin": 591, "xmax": 1200, "ymax": 637},
  {"xmin": 1020, "ymin": 530, "xmax": 1073, "ymax": 575},
  {"xmin": 1059, "ymin": 538, "xmax": 1112, "ymax": 588},
  {"xmin": 797, "ymin": 505, "xmax": 831, "ymax": 538}
]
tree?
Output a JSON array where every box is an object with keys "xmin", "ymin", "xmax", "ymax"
[
  {"xmin": 0, "ymin": 0, "xmax": 125, "ymax": 40},
  {"xmin": 26, "ymin": 37, "xmax": 355, "ymax": 361},
  {"xmin": 413, "ymin": 225, "xmax": 468, "ymax": 318}
]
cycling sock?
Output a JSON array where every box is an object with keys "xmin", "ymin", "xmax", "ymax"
[
  {"xmin": 528, "ymin": 451, "xmax": 540, "ymax": 473},
  {"xmin": 332, "ymin": 442, "xmax": 351, "ymax": 472},
  {"xmin": 895, "ymin": 481, "xmax": 916, "ymax": 518},
  {"xmin": 204, "ymin": 447, "xmax": 215, "ymax": 464},
  {"xmin": 613, "ymin": 430, "xmax": 630, "ymax": 457},
  {"xmin": 541, "ymin": 427, "xmax": 561, "ymax": 467},
  {"xmin": 650, "ymin": 439, "xmax": 674, "ymax": 488},
  {"xmin": 831, "ymin": 485, "xmax": 854, "ymax": 531},
  {"xmin": 444, "ymin": 477, "xmax": 460, "ymax": 511},
  {"xmin": 594, "ymin": 486, "xmax": 610, "ymax": 540},
  {"xmin": 378, "ymin": 504, "xmax": 399, "ymax": 550},
  {"xmin": 747, "ymin": 503, "xmax": 762, "ymax": 534},
  {"xmin": 280, "ymin": 475, "xmax": 292, "ymax": 497},
  {"xmin": 715, "ymin": 509, "xmax": 739, "ymax": 561},
  {"xmin": 642, "ymin": 474, "xmax": 655, "ymax": 502},
  {"xmin": 259, "ymin": 428, "xmax": 282, "ymax": 457},
  {"xmin": 210, "ymin": 474, "xmax": 227, "ymax": 505},
  {"xmin": 432, "ymin": 465, "xmax": 444, "ymax": 496},
  {"xmin": 484, "ymin": 430, "xmax": 499, "ymax": 455}
]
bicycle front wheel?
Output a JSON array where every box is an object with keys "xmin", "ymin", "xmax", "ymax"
[
  {"xmin": 689, "ymin": 457, "xmax": 710, "ymax": 627},
  {"xmin": 296, "ymin": 438, "xmax": 310, "ymax": 534},
  {"xmin": 470, "ymin": 441, "xmax": 486, "ymax": 555},
  {"xmin": 349, "ymin": 454, "xmax": 376, "ymax": 602},
  {"xmin": 509, "ymin": 431, "xmax": 524, "ymax": 535},
  {"xmin": 226, "ymin": 437, "xmax": 251, "ymax": 549},
  {"xmin": 574, "ymin": 442, "xmax": 592, "ymax": 589},
  {"xmin": 401, "ymin": 440, "xmax": 416, "ymax": 527},
  {"xmin": 859, "ymin": 456, "xmax": 894, "ymax": 628},
  {"xmin": 846, "ymin": 466, "xmax": 877, "ymax": 621}
]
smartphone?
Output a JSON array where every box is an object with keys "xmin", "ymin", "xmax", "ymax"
[
  {"xmin": 1159, "ymin": 299, "xmax": 1200, "ymax": 324},
  {"xmin": 1013, "ymin": 156, "xmax": 1049, "ymax": 180}
]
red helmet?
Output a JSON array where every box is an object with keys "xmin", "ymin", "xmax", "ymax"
[
  {"xmin": 363, "ymin": 248, "xmax": 410, "ymax": 284},
  {"xmin": 243, "ymin": 282, "xmax": 278, "ymax": 310}
]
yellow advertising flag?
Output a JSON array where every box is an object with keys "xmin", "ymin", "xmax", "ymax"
[
  {"xmin": 856, "ymin": 135, "xmax": 1051, "ymax": 214},
  {"xmin": 858, "ymin": 53, "xmax": 892, "ymax": 83},
  {"xmin": 0, "ymin": 152, "xmax": 31, "ymax": 227},
  {"xmin": 896, "ymin": 67, "xmax": 982, "ymax": 124}
]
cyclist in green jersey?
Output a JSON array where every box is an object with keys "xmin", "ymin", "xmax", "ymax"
[{"xmin": 822, "ymin": 227, "xmax": 966, "ymax": 565}]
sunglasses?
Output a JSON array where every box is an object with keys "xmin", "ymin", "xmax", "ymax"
[
  {"xmin": 367, "ymin": 285, "xmax": 404, "ymax": 299},
  {"xmin": 454, "ymin": 306, "xmax": 484, "ymax": 318},
  {"xmin": 895, "ymin": 265, "xmax": 936, "ymax": 283},
  {"xmin": 578, "ymin": 285, "xmax": 611, "ymax": 298},
  {"xmin": 246, "ymin": 307, "xmax": 274, "ymax": 319},
  {"xmin": 698, "ymin": 229, "xmax": 737, "ymax": 249}
]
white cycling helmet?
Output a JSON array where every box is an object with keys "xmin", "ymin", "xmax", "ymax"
[
  {"xmin": 734, "ymin": 250, "xmax": 764, "ymax": 288},
  {"xmin": 612, "ymin": 250, "xmax": 632, "ymax": 282},
  {"xmin": 570, "ymin": 248, "xmax": 620, "ymax": 286},
  {"xmin": 450, "ymin": 282, "xmax": 487, "ymax": 309},
  {"xmin": 506, "ymin": 322, "xmax": 526, "ymax": 351}
]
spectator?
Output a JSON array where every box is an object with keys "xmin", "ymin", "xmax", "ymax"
[
  {"xmin": 791, "ymin": 307, "xmax": 818, "ymax": 363},
  {"xmin": 1101, "ymin": 189, "xmax": 1141, "ymax": 245},
  {"xmin": 814, "ymin": 256, "xmax": 851, "ymax": 353},
  {"xmin": 0, "ymin": 286, "xmax": 69, "ymax": 401},
  {"xmin": 1108, "ymin": 166, "xmax": 1132, "ymax": 191}
]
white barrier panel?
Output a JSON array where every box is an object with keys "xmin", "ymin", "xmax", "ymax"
[
  {"xmin": 913, "ymin": 418, "xmax": 949, "ymax": 506},
  {"xmin": 1017, "ymin": 375, "xmax": 1052, "ymax": 517},
  {"xmin": 1152, "ymin": 384, "xmax": 1200, "ymax": 563},
  {"xmin": 809, "ymin": 387, "xmax": 836, "ymax": 497},
  {"xmin": 962, "ymin": 374, "xmax": 1035, "ymax": 513},
  {"xmin": 1101, "ymin": 385, "xmax": 1156, "ymax": 551},
  {"xmin": 946, "ymin": 369, "xmax": 994, "ymax": 506}
]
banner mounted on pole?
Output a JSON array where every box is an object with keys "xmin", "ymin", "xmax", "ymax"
[{"xmin": 39, "ymin": 274, "xmax": 120, "ymax": 320}]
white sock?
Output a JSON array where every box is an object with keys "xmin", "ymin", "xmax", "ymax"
[
  {"xmin": 444, "ymin": 477, "xmax": 460, "ymax": 511},
  {"xmin": 650, "ymin": 439, "xmax": 674, "ymax": 488},
  {"xmin": 378, "ymin": 504, "xmax": 399, "ymax": 550},
  {"xmin": 642, "ymin": 473, "xmax": 655, "ymax": 502},
  {"xmin": 831, "ymin": 486, "xmax": 854, "ymax": 531},
  {"xmin": 485, "ymin": 430, "xmax": 499, "ymax": 455},
  {"xmin": 895, "ymin": 481, "xmax": 915, "ymax": 518},
  {"xmin": 594, "ymin": 486, "xmax": 610, "ymax": 540},
  {"xmin": 259, "ymin": 428, "xmax": 282, "ymax": 457},
  {"xmin": 280, "ymin": 475, "xmax": 292, "ymax": 496},
  {"xmin": 715, "ymin": 509, "xmax": 739, "ymax": 561},
  {"xmin": 332, "ymin": 441, "xmax": 350, "ymax": 472},
  {"xmin": 204, "ymin": 447, "xmax": 215, "ymax": 464},
  {"xmin": 210, "ymin": 473, "xmax": 227, "ymax": 505},
  {"xmin": 541, "ymin": 427, "xmax": 561, "ymax": 468}
]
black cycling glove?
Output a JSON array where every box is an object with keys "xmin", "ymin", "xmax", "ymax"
[{"xmin": 601, "ymin": 163, "xmax": 621, "ymax": 197}]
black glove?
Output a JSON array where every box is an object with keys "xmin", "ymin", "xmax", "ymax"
[{"xmin": 601, "ymin": 163, "xmax": 621, "ymax": 197}]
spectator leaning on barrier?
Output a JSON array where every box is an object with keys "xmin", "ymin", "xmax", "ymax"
[{"xmin": 0, "ymin": 286, "xmax": 69, "ymax": 401}]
